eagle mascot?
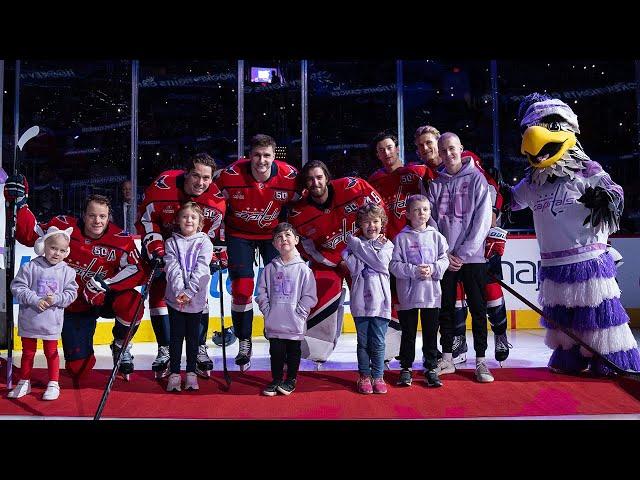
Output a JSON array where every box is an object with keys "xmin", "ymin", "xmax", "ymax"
[{"xmin": 506, "ymin": 92, "xmax": 640, "ymax": 375}]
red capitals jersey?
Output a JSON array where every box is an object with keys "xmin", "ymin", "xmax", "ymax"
[
  {"xmin": 214, "ymin": 158, "xmax": 298, "ymax": 240},
  {"xmin": 136, "ymin": 169, "xmax": 226, "ymax": 247},
  {"xmin": 368, "ymin": 164, "xmax": 436, "ymax": 240},
  {"xmin": 16, "ymin": 207, "xmax": 144, "ymax": 313},
  {"xmin": 288, "ymin": 177, "xmax": 385, "ymax": 267}
]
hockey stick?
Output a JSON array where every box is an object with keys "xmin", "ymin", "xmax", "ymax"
[
  {"xmin": 4, "ymin": 125, "xmax": 40, "ymax": 389},
  {"xmin": 93, "ymin": 262, "xmax": 160, "ymax": 420},
  {"xmin": 494, "ymin": 276, "xmax": 640, "ymax": 381},
  {"xmin": 218, "ymin": 258, "xmax": 231, "ymax": 390}
]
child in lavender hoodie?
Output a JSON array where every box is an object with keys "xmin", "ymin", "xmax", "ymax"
[
  {"xmin": 8, "ymin": 226, "xmax": 78, "ymax": 401},
  {"xmin": 164, "ymin": 202, "xmax": 213, "ymax": 392},
  {"xmin": 342, "ymin": 204, "xmax": 394, "ymax": 395},
  {"xmin": 427, "ymin": 133, "xmax": 493, "ymax": 383},
  {"xmin": 390, "ymin": 195, "xmax": 449, "ymax": 388},
  {"xmin": 257, "ymin": 223, "xmax": 317, "ymax": 396}
]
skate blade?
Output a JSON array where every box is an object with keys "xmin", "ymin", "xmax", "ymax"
[
  {"xmin": 154, "ymin": 369, "xmax": 170, "ymax": 380},
  {"xmin": 117, "ymin": 373, "xmax": 131, "ymax": 382},
  {"xmin": 239, "ymin": 362, "xmax": 251, "ymax": 372}
]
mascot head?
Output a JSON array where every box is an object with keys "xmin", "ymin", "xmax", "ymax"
[{"xmin": 517, "ymin": 93, "xmax": 590, "ymax": 184}]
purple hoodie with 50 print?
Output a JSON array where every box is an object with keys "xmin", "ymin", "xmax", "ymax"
[
  {"xmin": 11, "ymin": 256, "xmax": 78, "ymax": 340},
  {"xmin": 256, "ymin": 255, "xmax": 318, "ymax": 341},
  {"xmin": 427, "ymin": 158, "xmax": 491, "ymax": 264}
]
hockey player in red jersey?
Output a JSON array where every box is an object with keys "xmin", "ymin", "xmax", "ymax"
[
  {"xmin": 288, "ymin": 160, "xmax": 386, "ymax": 365},
  {"xmin": 136, "ymin": 152, "xmax": 226, "ymax": 379},
  {"xmin": 414, "ymin": 125, "xmax": 511, "ymax": 366},
  {"xmin": 5, "ymin": 177, "xmax": 145, "ymax": 380},
  {"xmin": 367, "ymin": 132, "xmax": 436, "ymax": 367},
  {"xmin": 214, "ymin": 134, "xmax": 299, "ymax": 371}
]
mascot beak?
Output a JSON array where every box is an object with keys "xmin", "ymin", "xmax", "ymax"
[{"xmin": 521, "ymin": 125, "xmax": 577, "ymax": 168}]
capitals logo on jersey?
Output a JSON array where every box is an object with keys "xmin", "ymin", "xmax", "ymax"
[
  {"xmin": 215, "ymin": 158, "xmax": 299, "ymax": 239},
  {"xmin": 321, "ymin": 217, "xmax": 359, "ymax": 250},
  {"xmin": 288, "ymin": 177, "xmax": 386, "ymax": 266}
]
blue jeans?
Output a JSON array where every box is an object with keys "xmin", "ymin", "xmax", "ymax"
[{"xmin": 354, "ymin": 316, "xmax": 389, "ymax": 379}]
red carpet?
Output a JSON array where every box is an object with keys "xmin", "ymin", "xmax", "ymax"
[{"xmin": 2, "ymin": 363, "xmax": 640, "ymax": 419}]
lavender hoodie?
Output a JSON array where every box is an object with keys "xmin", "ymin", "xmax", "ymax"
[
  {"xmin": 390, "ymin": 225, "xmax": 450, "ymax": 309},
  {"xmin": 427, "ymin": 158, "xmax": 491, "ymax": 264},
  {"xmin": 164, "ymin": 231, "xmax": 213, "ymax": 313},
  {"xmin": 341, "ymin": 234, "xmax": 393, "ymax": 319},
  {"xmin": 256, "ymin": 255, "xmax": 318, "ymax": 341},
  {"xmin": 11, "ymin": 256, "xmax": 78, "ymax": 340}
]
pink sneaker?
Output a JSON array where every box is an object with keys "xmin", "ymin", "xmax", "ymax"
[
  {"xmin": 357, "ymin": 375, "xmax": 373, "ymax": 394},
  {"xmin": 372, "ymin": 377, "xmax": 387, "ymax": 394}
]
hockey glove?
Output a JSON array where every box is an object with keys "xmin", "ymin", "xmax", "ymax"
[
  {"xmin": 210, "ymin": 247, "xmax": 228, "ymax": 274},
  {"xmin": 83, "ymin": 273, "xmax": 109, "ymax": 306},
  {"xmin": 484, "ymin": 227, "xmax": 508, "ymax": 259},
  {"xmin": 142, "ymin": 233, "xmax": 166, "ymax": 267},
  {"xmin": 4, "ymin": 173, "xmax": 29, "ymax": 208}
]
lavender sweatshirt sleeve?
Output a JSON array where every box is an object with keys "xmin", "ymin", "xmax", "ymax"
[
  {"xmin": 183, "ymin": 237, "xmax": 213, "ymax": 299},
  {"xmin": 256, "ymin": 264, "xmax": 271, "ymax": 317},
  {"xmin": 456, "ymin": 177, "xmax": 492, "ymax": 261},
  {"xmin": 53, "ymin": 266, "xmax": 79, "ymax": 307},
  {"xmin": 431, "ymin": 233, "xmax": 450, "ymax": 280},
  {"xmin": 341, "ymin": 245, "xmax": 360, "ymax": 276},
  {"xmin": 345, "ymin": 235, "xmax": 391, "ymax": 273},
  {"xmin": 295, "ymin": 267, "xmax": 318, "ymax": 319},
  {"xmin": 164, "ymin": 237, "xmax": 185, "ymax": 298},
  {"xmin": 389, "ymin": 236, "xmax": 420, "ymax": 279},
  {"xmin": 10, "ymin": 263, "xmax": 41, "ymax": 308}
]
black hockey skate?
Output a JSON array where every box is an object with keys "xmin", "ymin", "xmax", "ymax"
[
  {"xmin": 151, "ymin": 345, "xmax": 170, "ymax": 380},
  {"xmin": 195, "ymin": 344, "xmax": 213, "ymax": 378},
  {"xmin": 234, "ymin": 338, "xmax": 252, "ymax": 372},
  {"xmin": 495, "ymin": 333, "xmax": 513, "ymax": 366},
  {"xmin": 452, "ymin": 335, "xmax": 468, "ymax": 365},
  {"xmin": 110, "ymin": 342, "xmax": 134, "ymax": 381}
]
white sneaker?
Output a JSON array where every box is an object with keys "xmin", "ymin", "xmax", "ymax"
[
  {"xmin": 42, "ymin": 381, "xmax": 60, "ymax": 401},
  {"xmin": 435, "ymin": 358, "xmax": 456, "ymax": 375},
  {"xmin": 166, "ymin": 373, "xmax": 182, "ymax": 392},
  {"xmin": 184, "ymin": 372, "xmax": 199, "ymax": 391},
  {"xmin": 7, "ymin": 379, "xmax": 31, "ymax": 399},
  {"xmin": 475, "ymin": 360, "xmax": 495, "ymax": 383}
]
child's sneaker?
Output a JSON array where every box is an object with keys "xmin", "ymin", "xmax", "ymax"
[
  {"xmin": 166, "ymin": 373, "xmax": 182, "ymax": 392},
  {"xmin": 357, "ymin": 375, "xmax": 373, "ymax": 394},
  {"xmin": 42, "ymin": 381, "xmax": 60, "ymax": 400},
  {"xmin": 372, "ymin": 377, "xmax": 387, "ymax": 394},
  {"xmin": 397, "ymin": 368, "xmax": 412, "ymax": 386},
  {"xmin": 435, "ymin": 358, "xmax": 456, "ymax": 375},
  {"xmin": 277, "ymin": 378, "xmax": 297, "ymax": 395},
  {"xmin": 262, "ymin": 381, "xmax": 280, "ymax": 396},
  {"xmin": 7, "ymin": 379, "xmax": 31, "ymax": 399},
  {"xmin": 425, "ymin": 369, "xmax": 443, "ymax": 388},
  {"xmin": 475, "ymin": 360, "xmax": 495, "ymax": 383},
  {"xmin": 184, "ymin": 372, "xmax": 199, "ymax": 391}
]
